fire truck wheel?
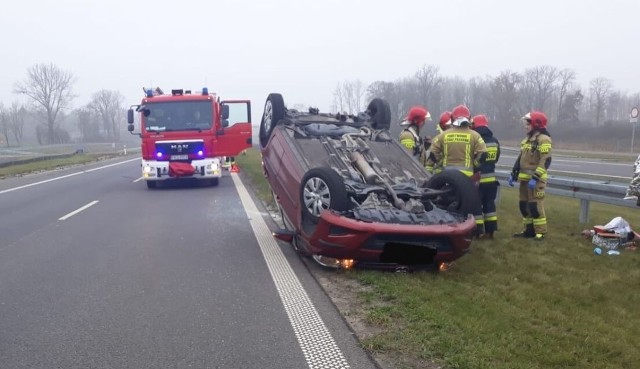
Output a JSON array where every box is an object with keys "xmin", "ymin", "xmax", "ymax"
[
  {"xmin": 210, "ymin": 178, "xmax": 219, "ymax": 187},
  {"xmin": 259, "ymin": 93, "xmax": 285, "ymax": 148},
  {"xmin": 146, "ymin": 181, "xmax": 157, "ymax": 189}
]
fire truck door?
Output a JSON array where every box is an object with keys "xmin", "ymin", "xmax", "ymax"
[{"xmin": 216, "ymin": 100, "xmax": 252, "ymax": 157}]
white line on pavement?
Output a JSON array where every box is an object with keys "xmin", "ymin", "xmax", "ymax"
[
  {"xmin": 0, "ymin": 158, "xmax": 139, "ymax": 195},
  {"xmin": 59, "ymin": 200, "xmax": 99, "ymax": 220},
  {"xmin": 231, "ymin": 173, "xmax": 350, "ymax": 369}
]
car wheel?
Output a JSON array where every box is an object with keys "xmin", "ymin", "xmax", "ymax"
[
  {"xmin": 300, "ymin": 167, "xmax": 348, "ymax": 223},
  {"xmin": 366, "ymin": 98, "xmax": 391, "ymax": 130},
  {"xmin": 426, "ymin": 170, "xmax": 481, "ymax": 217},
  {"xmin": 259, "ymin": 93, "xmax": 286, "ymax": 148},
  {"xmin": 146, "ymin": 181, "xmax": 157, "ymax": 189}
]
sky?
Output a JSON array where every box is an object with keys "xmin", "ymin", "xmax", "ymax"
[{"xmin": 1, "ymin": 0, "xmax": 639, "ymax": 124}]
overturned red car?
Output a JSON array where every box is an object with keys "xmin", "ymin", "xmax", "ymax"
[{"xmin": 259, "ymin": 93, "xmax": 481, "ymax": 271}]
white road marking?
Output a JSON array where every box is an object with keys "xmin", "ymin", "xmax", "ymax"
[
  {"xmin": 231, "ymin": 173, "xmax": 350, "ymax": 369},
  {"xmin": 133, "ymin": 177, "xmax": 144, "ymax": 182},
  {"xmin": 59, "ymin": 200, "xmax": 99, "ymax": 220},
  {"xmin": 0, "ymin": 158, "xmax": 140, "ymax": 195}
]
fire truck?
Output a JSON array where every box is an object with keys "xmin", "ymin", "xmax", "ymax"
[{"xmin": 127, "ymin": 87, "xmax": 252, "ymax": 188}]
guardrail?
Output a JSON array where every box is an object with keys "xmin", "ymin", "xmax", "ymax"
[{"xmin": 495, "ymin": 170, "xmax": 636, "ymax": 223}]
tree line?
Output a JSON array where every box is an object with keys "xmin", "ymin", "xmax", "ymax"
[
  {"xmin": 0, "ymin": 63, "xmax": 127, "ymax": 146},
  {"xmin": 332, "ymin": 65, "xmax": 640, "ymax": 148},
  {"xmin": 3, "ymin": 63, "xmax": 639, "ymax": 151}
]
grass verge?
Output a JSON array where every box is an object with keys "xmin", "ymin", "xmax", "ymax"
[
  {"xmin": 0, "ymin": 153, "xmax": 125, "ymax": 179},
  {"xmin": 237, "ymin": 147, "xmax": 640, "ymax": 369}
]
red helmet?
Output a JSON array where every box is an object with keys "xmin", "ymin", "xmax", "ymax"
[
  {"xmin": 451, "ymin": 105, "xmax": 471, "ymax": 126},
  {"xmin": 403, "ymin": 106, "xmax": 431, "ymax": 127},
  {"xmin": 522, "ymin": 111, "xmax": 548, "ymax": 129},
  {"xmin": 472, "ymin": 114, "xmax": 489, "ymax": 128},
  {"xmin": 438, "ymin": 111, "xmax": 452, "ymax": 131}
]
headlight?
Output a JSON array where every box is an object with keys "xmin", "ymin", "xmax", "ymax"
[
  {"xmin": 208, "ymin": 163, "xmax": 219, "ymax": 171},
  {"xmin": 143, "ymin": 165, "xmax": 153, "ymax": 173}
]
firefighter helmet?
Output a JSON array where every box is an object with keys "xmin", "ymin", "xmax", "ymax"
[
  {"xmin": 438, "ymin": 111, "xmax": 452, "ymax": 131},
  {"xmin": 522, "ymin": 111, "xmax": 548, "ymax": 129},
  {"xmin": 451, "ymin": 105, "xmax": 471, "ymax": 126},
  {"xmin": 471, "ymin": 114, "xmax": 489, "ymax": 128},
  {"xmin": 400, "ymin": 106, "xmax": 430, "ymax": 127}
]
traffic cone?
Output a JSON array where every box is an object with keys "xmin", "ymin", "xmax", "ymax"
[{"xmin": 231, "ymin": 163, "xmax": 240, "ymax": 173}]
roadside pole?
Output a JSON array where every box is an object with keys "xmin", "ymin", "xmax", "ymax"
[{"xmin": 631, "ymin": 107, "xmax": 639, "ymax": 153}]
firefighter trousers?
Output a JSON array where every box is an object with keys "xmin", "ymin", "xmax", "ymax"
[
  {"xmin": 478, "ymin": 181, "xmax": 498, "ymax": 234},
  {"xmin": 518, "ymin": 180, "xmax": 547, "ymax": 234}
]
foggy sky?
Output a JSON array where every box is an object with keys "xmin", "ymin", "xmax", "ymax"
[{"xmin": 2, "ymin": 0, "xmax": 639, "ymax": 123}]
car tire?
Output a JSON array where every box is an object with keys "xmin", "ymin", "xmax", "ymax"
[
  {"xmin": 259, "ymin": 93, "xmax": 286, "ymax": 148},
  {"xmin": 300, "ymin": 167, "xmax": 348, "ymax": 223},
  {"xmin": 366, "ymin": 98, "xmax": 391, "ymax": 130},
  {"xmin": 426, "ymin": 170, "xmax": 482, "ymax": 217}
]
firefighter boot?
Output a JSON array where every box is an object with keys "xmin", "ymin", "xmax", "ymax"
[{"xmin": 513, "ymin": 224, "xmax": 535, "ymax": 238}]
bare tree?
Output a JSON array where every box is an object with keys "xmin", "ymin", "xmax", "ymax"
[
  {"xmin": 88, "ymin": 89, "xmax": 125, "ymax": 141},
  {"xmin": 556, "ymin": 69, "xmax": 576, "ymax": 124},
  {"xmin": 332, "ymin": 80, "xmax": 366, "ymax": 114},
  {"xmin": 489, "ymin": 70, "xmax": 523, "ymax": 128},
  {"xmin": 0, "ymin": 104, "xmax": 9, "ymax": 147},
  {"xmin": 332, "ymin": 83, "xmax": 345, "ymax": 113},
  {"xmin": 7, "ymin": 102, "xmax": 27, "ymax": 145},
  {"xmin": 589, "ymin": 77, "xmax": 612, "ymax": 126},
  {"xmin": 526, "ymin": 65, "xmax": 558, "ymax": 111},
  {"xmin": 14, "ymin": 63, "xmax": 76, "ymax": 144},
  {"xmin": 414, "ymin": 65, "xmax": 442, "ymax": 108}
]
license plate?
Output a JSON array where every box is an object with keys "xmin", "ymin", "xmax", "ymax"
[{"xmin": 171, "ymin": 154, "xmax": 188, "ymax": 160}]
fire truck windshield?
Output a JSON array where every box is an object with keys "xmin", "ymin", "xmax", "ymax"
[{"xmin": 143, "ymin": 101, "xmax": 213, "ymax": 132}]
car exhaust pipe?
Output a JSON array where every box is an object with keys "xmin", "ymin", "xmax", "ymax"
[{"xmin": 349, "ymin": 151, "xmax": 378, "ymax": 184}]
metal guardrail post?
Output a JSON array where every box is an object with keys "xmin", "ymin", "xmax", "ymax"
[{"xmin": 580, "ymin": 199, "xmax": 590, "ymax": 224}]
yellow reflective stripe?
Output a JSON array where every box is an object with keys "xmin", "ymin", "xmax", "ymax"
[
  {"xmin": 538, "ymin": 143, "xmax": 551, "ymax": 153},
  {"xmin": 522, "ymin": 218, "xmax": 533, "ymax": 225},
  {"xmin": 533, "ymin": 218, "xmax": 547, "ymax": 225},
  {"xmin": 479, "ymin": 177, "xmax": 496, "ymax": 183},
  {"xmin": 484, "ymin": 215, "xmax": 498, "ymax": 221},
  {"xmin": 400, "ymin": 139, "xmax": 415, "ymax": 149},
  {"xmin": 518, "ymin": 173, "xmax": 532, "ymax": 180}
]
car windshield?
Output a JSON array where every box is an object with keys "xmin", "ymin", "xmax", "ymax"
[{"xmin": 143, "ymin": 101, "xmax": 213, "ymax": 131}]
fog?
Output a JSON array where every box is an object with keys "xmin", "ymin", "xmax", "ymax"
[{"xmin": 2, "ymin": 0, "xmax": 639, "ymax": 125}]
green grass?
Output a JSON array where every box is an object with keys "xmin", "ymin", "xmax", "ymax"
[
  {"xmin": 237, "ymin": 147, "xmax": 640, "ymax": 369},
  {"xmin": 0, "ymin": 153, "xmax": 124, "ymax": 178},
  {"xmin": 235, "ymin": 149, "xmax": 273, "ymax": 205}
]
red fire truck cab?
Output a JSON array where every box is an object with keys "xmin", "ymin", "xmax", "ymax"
[{"xmin": 127, "ymin": 87, "xmax": 252, "ymax": 188}]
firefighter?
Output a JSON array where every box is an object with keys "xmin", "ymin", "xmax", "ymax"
[
  {"xmin": 425, "ymin": 111, "xmax": 452, "ymax": 173},
  {"xmin": 399, "ymin": 106, "xmax": 431, "ymax": 167},
  {"xmin": 472, "ymin": 114, "xmax": 501, "ymax": 238},
  {"xmin": 508, "ymin": 111, "xmax": 552, "ymax": 241},
  {"xmin": 623, "ymin": 153, "xmax": 640, "ymax": 206},
  {"xmin": 429, "ymin": 105, "xmax": 487, "ymax": 235}
]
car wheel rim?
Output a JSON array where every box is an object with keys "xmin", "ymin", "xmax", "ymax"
[
  {"xmin": 303, "ymin": 177, "xmax": 330, "ymax": 217},
  {"xmin": 263, "ymin": 101, "xmax": 273, "ymax": 133}
]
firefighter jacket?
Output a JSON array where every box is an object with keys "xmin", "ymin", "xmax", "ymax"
[
  {"xmin": 474, "ymin": 126, "xmax": 500, "ymax": 183},
  {"xmin": 514, "ymin": 131, "xmax": 552, "ymax": 182},
  {"xmin": 399, "ymin": 126, "xmax": 427, "ymax": 166},
  {"xmin": 429, "ymin": 126, "xmax": 488, "ymax": 176}
]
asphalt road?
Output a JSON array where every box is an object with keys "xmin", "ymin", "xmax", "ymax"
[
  {"xmin": 0, "ymin": 158, "xmax": 377, "ymax": 369},
  {"xmin": 498, "ymin": 152, "xmax": 635, "ymax": 181}
]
